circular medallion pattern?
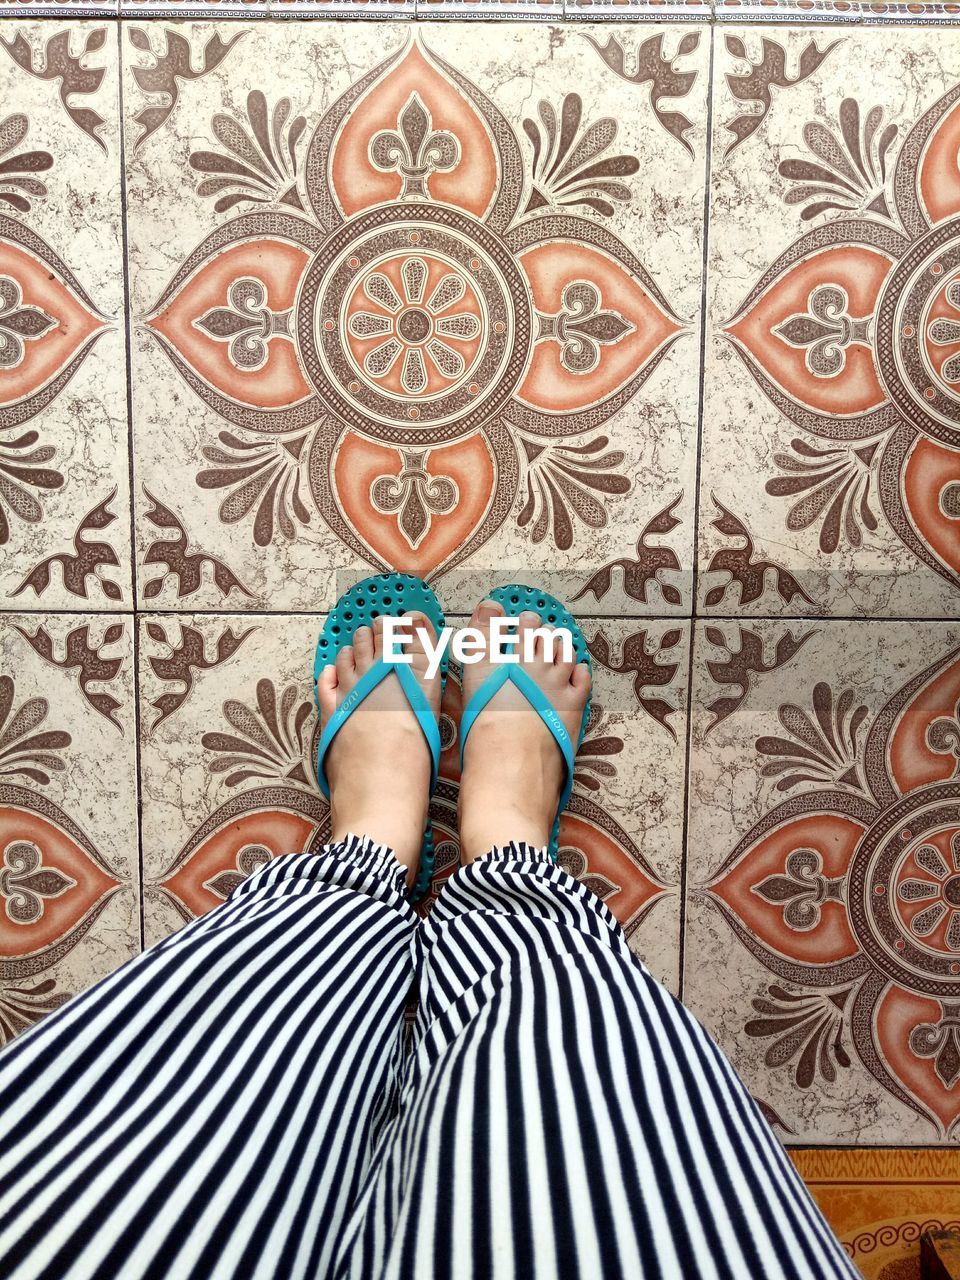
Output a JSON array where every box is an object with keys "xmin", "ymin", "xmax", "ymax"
[
  {"xmin": 893, "ymin": 825, "xmax": 960, "ymax": 954},
  {"xmin": 847, "ymin": 783, "xmax": 960, "ymax": 997},
  {"xmin": 344, "ymin": 250, "xmax": 484, "ymax": 400},
  {"xmin": 876, "ymin": 217, "xmax": 960, "ymax": 448},
  {"xmin": 297, "ymin": 203, "xmax": 533, "ymax": 445}
]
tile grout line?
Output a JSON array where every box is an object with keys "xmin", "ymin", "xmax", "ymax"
[
  {"xmin": 116, "ymin": 16, "xmax": 147, "ymax": 955},
  {"xmin": 8, "ymin": 5, "xmax": 960, "ymax": 24},
  {"xmin": 69, "ymin": 8, "xmax": 960, "ymax": 26},
  {"xmin": 676, "ymin": 22, "xmax": 715, "ymax": 1003},
  {"xmin": 5, "ymin": 606, "xmax": 960, "ymax": 624}
]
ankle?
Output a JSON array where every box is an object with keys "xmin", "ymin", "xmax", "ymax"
[
  {"xmin": 458, "ymin": 792, "xmax": 552, "ymax": 863},
  {"xmin": 458, "ymin": 731, "xmax": 563, "ymax": 863},
  {"xmin": 329, "ymin": 783, "xmax": 429, "ymax": 885}
]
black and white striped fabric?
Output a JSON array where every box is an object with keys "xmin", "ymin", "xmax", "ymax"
[{"xmin": 0, "ymin": 835, "xmax": 856, "ymax": 1279}]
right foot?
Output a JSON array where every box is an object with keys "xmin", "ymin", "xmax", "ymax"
[
  {"xmin": 316, "ymin": 611, "xmax": 442, "ymax": 885},
  {"xmin": 457, "ymin": 599, "xmax": 591, "ymax": 863}
]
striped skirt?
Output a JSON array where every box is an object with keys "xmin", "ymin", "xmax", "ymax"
[{"xmin": 0, "ymin": 835, "xmax": 857, "ymax": 1279}]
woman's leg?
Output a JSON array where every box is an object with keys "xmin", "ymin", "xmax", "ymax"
[
  {"xmin": 349, "ymin": 849, "xmax": 857, "ymax": 1280},
  {"xmin": 0, "ymin": 839, "xmax": 415, "ymax": 1280},
  {"xmin": 0, "ymin": 614, "xmax": 442, "ymax": 1280},
  {"xmin": 335, "ymin": 601, "xmax": 857, "ymax": 1280}
]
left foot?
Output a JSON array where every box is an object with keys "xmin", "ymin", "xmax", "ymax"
[
  {"xmin": 457, "ymin": 599, "xmax": 590, "ymax": 862},
  {"xmin": 316, "ymin": 612, "xmax": 441, "ymax": 886}
]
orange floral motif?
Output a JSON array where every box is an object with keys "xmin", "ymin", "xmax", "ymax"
[
  {"xmin": 332, "ymin": 431, "xmax": 494, "ymax": 574},
  {"xmin": 145, "ymin": 39, "xmax": 684, "ymax": 565},
  {"xmin": 330, "ymin": 47, "xmax": 498, "ymax": 221},
  {"xmin": 160, "ymin": 805, "xmax": 321, "ymax": 921},
  {"xmin": 148, "ymin": 241, "xmax": 312, "ymax": 409},
  {"xmin": 0, "ymin": 792, "xmax": 120, "ymax": 957},
  {"xmin": 726, "ymin": 86, "xmax": 960, "ymax": 587},
  {"xmin": 0, "ymin": 240, "xmax": 105, "ymax": 408},
  {"xmin": 726, "ymin": 246, "xmax": 891, "ymax": 416},
  {"xmin": 518, "ymin": 243, "xmax": 682, "ymax": 414},
  {"xmin": 0, "ymin": 216, "xmax": 109, "ymax": 547},
  {"xmin": 344, "ymin": 253, "xmax": 484, "ymax": 399},
  {"xmin": 558, "ymin": 811, "xmax": 668, "ymax": 936},
  {"xmin": 703, "ymin": 647, "xmax": 960, "ymax": 1135}
]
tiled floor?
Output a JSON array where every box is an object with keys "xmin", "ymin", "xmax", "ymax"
[{"xmin": 2, "ymin": 14, "xmax": 960, "ymax": 1181}]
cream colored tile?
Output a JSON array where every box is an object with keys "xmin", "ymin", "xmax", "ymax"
[
  {"xmin": 0, "ymin": 611, "xmax": 139, "ymax": 1041},
  {"xmin": 124, "ymin": 21, "xmax": 706, "ymax": 614},
  {"xmin": 701, "ymin": 26, "xmax": 960, "ymax": 617},
  {"xmin": 0, "ymin": 23, "xmax": 130, "ymax": 610},
  {"xmin": 686, "ymin": 619, "xmax": 960, "ymax": 1142}
]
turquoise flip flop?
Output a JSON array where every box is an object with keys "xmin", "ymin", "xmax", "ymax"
[
  {"xmin": 458, "ymin": 584, "xmax": 592, "ymax": 862},
  {"xmin": 314, "ymin": 573, "xmax": 448, "ymax": 903}
]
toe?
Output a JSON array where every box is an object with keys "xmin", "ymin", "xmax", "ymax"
[
  {"xmin": 547, "ymin": 625, "xmax": 577, "ymax": 677},
  {"xmin": 470, "ymin": 598, "xmax": 508, "ymax": 660},
  {"xmin": 335, "ymin": 644, "xmax": 356, "ymax": 685},
  {"xmin": 470, "ymin": 597, "xmax": 504, "ymax": 629},
  {"xmin": 542, "ymin": 627, "xmax": 570, "ymax": 670},
  {"xmin": 316, "ymin": 663, "xmax": 339, "ymax": 718},
  {"xmin": 570, "ymin": 662, "xmax": 592, "ymax": 696},
  {"xmin": 405, "ymin": 611, "xmax": 437, "ymax": 674},
  {"xmin": 518, "ymin": 610, "xmax": 543, "ymax": 662},
  {"xmin": 371, "ymin": 614, "xmax": 386, "ymax": 656},
  {"xmin": 534, "ymin": 625, "xmax": 559, "ymax": 664},
  {"xmin": 353, "ymin": 625, "xmax": 374, "ymax": 669},
  {"xmin": 406, "ymin": 611, "xmax": 435, "ymax": 641}
]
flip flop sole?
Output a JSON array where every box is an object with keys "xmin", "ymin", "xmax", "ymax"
[
  {"xmin": 313, "ymin": 573, "xmax": 447, "ymax": 904},
  {"xmin": 313, "ymin": 574, "xmax": 448, "ymax": 684},
  {"xmin": 487, "ymin": 584, "xmax": 592, "ymax": 667}
]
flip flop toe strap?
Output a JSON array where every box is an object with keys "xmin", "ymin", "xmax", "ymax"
[
  {"xmin": 317, "ymin": 660, "xmax": 441, "ymax": 800},
  {"xmin": 459, "ymin": 666, "xmax": 577, "ymax": 813}
]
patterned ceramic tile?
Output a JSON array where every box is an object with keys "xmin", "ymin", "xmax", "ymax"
[
  {"xmin": 137, "ymin": 611, "xmax": 690, "ymax": 988},
  {"xmin": 0, "ymin": 22, "xmax": 130, "ymax": 610},
  {"xmin": 700, "ymin": 26, "xmax": 960, "ymax": 618},
  {"xmin": 0, "ymin": 611, "xmax": 139, "ymax": 1044},
  {"xmin": 790, "ymin": 1148, "xmax": 960, "ymax": 1278},
  {"xmin": 685, "ymin": 619, "xmax": 960, "ymax": 1143},
  {"xmin": 124, "ymin": 22, "xmax": 706, "ymax": 615}
]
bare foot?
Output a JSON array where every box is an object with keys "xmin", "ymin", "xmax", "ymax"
[
  {"xmin": 315, "ymin": 611, "xmax": 441, "ymax": 885},
  {"xmin": 457, "ymin": 599, "xmax": 591, "ymax": 863}
]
